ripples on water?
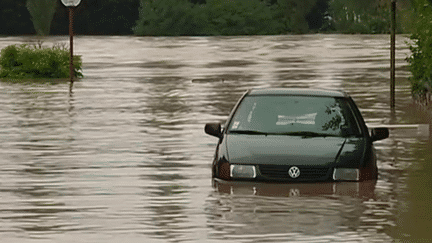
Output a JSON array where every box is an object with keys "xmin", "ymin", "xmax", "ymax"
[{"xmin": 0, "ymin": 35, "xmax": 430, "ymax": 242}]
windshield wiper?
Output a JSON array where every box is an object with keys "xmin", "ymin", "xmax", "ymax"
[
  {"xmin": 229, "ymin": 130, "xmax": 340, "ymax": 138},
  {"xmin": 228, "ymin": 130, "xmax": 269, "ymax": 135},
  {"xmin": 274, "ymin": 131, "xmax": 339, "ymax": 138}
]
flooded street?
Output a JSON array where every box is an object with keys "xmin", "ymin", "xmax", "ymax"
[{"xmin": 0, "ymin": 34, "xmax": 431, "ymax": 242}]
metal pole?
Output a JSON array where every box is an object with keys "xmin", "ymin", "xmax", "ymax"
[
  {"xmin": 430, "ymin": 123, "xmax": 432, "ymax": 140},
  {"xmin": 390, "ymin": 0, "xmax": 396, "ymax": 109},
  {"xmin": 69, "ymin": 7, "xmax": 74, "ymax": 82}
]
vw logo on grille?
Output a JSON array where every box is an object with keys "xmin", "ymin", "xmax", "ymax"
[{"xmin": 288, "ymin": 166, "xmax": 300, "ymax": 178}]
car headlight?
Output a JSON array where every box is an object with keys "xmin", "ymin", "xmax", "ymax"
[
  {"xmin": 230, "ymin": 165, "xmax": 256, "ymax": 179},
  {"xmin": 333, "ymin": 168, "xmax": 359, "ymax": 181}
]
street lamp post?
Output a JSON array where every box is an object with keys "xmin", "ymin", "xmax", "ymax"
[
  {"xmin": 61, "ymin": 0, "xmax": 81, "ymax": 82},
  {"xmin": 390, "ymin": 0, "xmax": 396, "ymax": 110}
]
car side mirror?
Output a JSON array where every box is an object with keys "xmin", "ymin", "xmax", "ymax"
[
  {"xmin": 371, "ymin": 127, "xmax": 389, "ymax": 142},
  {"xmin": 205, "ymin": 123, "xmax": 222, "ymax": 139}
]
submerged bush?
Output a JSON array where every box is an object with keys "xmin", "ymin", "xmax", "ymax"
[{"xmin": 0, "ymin": 43, "xmax": 82, "ymax": 79}]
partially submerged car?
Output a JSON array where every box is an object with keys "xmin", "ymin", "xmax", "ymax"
[{"xmin": 205, "ymin": 88, "xmax": 389, "ymax": 182}]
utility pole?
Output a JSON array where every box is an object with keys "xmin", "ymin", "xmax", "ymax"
[{"xmin": 69, "ymin": 6, "xmax": 74, "ymax": 82}]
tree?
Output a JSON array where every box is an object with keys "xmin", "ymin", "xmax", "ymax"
[
  {"xmin": 407, "ymin": 0, "xmax": 432, "ymax": 98},
  {"xmin": 306, "ymin": 0, "xmax": 330, "ymax": 31},
  {"xmin": 277, "ymin": 0, "xmax": 317, "ymax": 33},
  {"xmin": 326, "ymin": 0, "xmax": 392, "ymax": 34},
  {"xmin": 133, "ymin": 0, "xmax": 285, "ymax": 36},
  {"xmin": 133, "ymin": 0, "xmax": 197, "ymax": 36},
  {"xmin": 205, "ymin": 0, "xmax": 284, "ymax": 35},
  {"xmin": 26, "ymin": 0, "xmax": 57, "ymax": 36}
]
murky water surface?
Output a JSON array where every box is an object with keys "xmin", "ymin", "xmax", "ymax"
[{"xmin": 1, "ymin": 35, "xmax": 431, "ymax": 242}]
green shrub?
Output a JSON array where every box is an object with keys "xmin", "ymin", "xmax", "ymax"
[
  {"xmin": 406, "ymin": 0, "xmax": 432, "ymax": 98},
  {"xmin": 0, "ymin": 43, "xmax": 82, "ymax": 79}
]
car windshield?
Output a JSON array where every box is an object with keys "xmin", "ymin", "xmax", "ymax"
[{"xmin": 227, "ymin": 95, "xmax": 361, "ymax": 137}]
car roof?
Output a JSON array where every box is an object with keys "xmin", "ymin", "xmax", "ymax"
[{"xmin": 247, "ymin": 88, "xmax": 348, "ymax": 98}]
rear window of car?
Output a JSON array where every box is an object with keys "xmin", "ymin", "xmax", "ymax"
[{"xmin": 228, "ymin": 95, "xmax": 361, "ymax": 136}]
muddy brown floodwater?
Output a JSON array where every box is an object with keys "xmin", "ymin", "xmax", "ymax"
[{"xmin": 0, "ymin": 35, "xmax": 431, "ymax": 242}]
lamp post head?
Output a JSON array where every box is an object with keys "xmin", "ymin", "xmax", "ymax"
[{"xmin": 61, "ymin": 0, "xmax": 81, "ymax": 7}]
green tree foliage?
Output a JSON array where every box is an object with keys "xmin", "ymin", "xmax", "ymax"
[
  {"xmin": 306, "ymin": 0, "xmax": 330, "ymax": 31},
  {"xmin": 326, "ymin": 0, "xmax": 392, "ymax": 33},
  {"xmin": 134, "ymin": 0, "xmax": 285, "ymax": 36},
  {"xmin": 0, "ymin": 44, "xmax": 83, "ymax": 79},
  {"xmin": 205, "ymin": 0, "xmax": 284, "ymax": 35},
  {"xmin": 0, "ymin": 0, "xmax": 415, "ymax": 36},
  {"xmin": 133, "ymin": 0, "xmax": 197, "ymax": 36},
  {"xmin": 276, "ymin": 0, "xmax": 317, "ymax": 34},
  {"xmin": 26, "ymin": 0, "xmax": 57, "ymax": 36},
  {"xmin": 406, "ymin": 0, "xmax": 432, "ymax": 99}
]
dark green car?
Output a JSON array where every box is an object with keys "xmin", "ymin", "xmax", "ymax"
[{"xmin": 205, "ymin": 88, "xmax": 389, "ymax": 182}]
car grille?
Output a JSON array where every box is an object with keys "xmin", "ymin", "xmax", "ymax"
[{"xmin": 258, "ymin": 165, "xmax": 331, "ymax": 181}]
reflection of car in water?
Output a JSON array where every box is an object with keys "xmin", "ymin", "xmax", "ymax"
[
  {"xmin": 213, "ymin": 179, "xmax": 376, "ymax": 199},
  {"xmin": 205, "ymin": 88, "xmax": 389, "ymax": 182},
  {"xmin": 207, "ymin": 180, "xmax": 378, "ymax": 239}
]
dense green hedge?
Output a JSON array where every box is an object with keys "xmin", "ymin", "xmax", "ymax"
[
  {"xmin": 0, "ymin": 43, "xmax": 82, "ymax": 79},
  {"xmin": 406, "ymin": 0, "xmax": 432, "ymax": 99}
]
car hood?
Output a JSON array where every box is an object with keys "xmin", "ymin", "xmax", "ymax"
[{"xmin": 226, "ymin": 135, "xmax": 347, "ymax": 166}]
